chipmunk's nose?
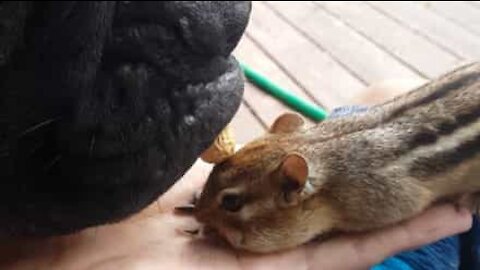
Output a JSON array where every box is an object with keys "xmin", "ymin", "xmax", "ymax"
[
  {"xmin": 200, "ymin": 225, "xmax": 239, "ymax": 247},
  {"xmin": 202, "ymin": 225, "xmax": 220, "ymax": 238}
]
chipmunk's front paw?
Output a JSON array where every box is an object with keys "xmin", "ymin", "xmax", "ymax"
[
  {"xmin": 174, "ymin": 191, "xmax": 201, "ymax": 216},
  {"xmin": 455, "ymin": 192, "xmax": 480, "ymax": 215}
]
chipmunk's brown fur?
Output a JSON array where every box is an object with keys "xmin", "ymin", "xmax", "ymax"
[{"xmin": 189, "ymin": 62, "xmax": 480, "ymax": 253}]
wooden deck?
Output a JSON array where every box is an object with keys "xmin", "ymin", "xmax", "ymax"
[{"xmin": 229, "ymin": 1, "xmax": 480, "ymax": 144}]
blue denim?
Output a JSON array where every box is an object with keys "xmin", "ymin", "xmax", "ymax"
[{"xmin": 329, "ymin": 106, "xmax": 480, "ymax": 270}]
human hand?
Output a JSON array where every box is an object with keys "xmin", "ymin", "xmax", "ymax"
[{"xmin": 0, "ymin": 160, "xmax": 472, "ymax": 270}]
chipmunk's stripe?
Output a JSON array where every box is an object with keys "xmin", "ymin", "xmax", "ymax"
[
  {"xmin": 406, "ymin": 106, "xmax": 480, "ymax": 151},
  {"xmin": 387, "ymin": 73, "xmax": 479, "ymax": 124},
  {"xmin": 305, "ymin": 65, "xmax": 479, "ymax": 147},
  {"xmin": 409, "ymin": 134, "xmax": 480, "ymax": 177},
  {"xmin": 404, "ymin": 119, "xmax": 480, "ymax": 177},
  {"xmin": 437, "ymin": 107, "xmax": 480, "ymax": 135}
]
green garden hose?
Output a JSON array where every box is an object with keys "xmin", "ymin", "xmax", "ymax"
[{"xmin": 239, "ymin": 62, "xmax": 328, "ymax": 122}]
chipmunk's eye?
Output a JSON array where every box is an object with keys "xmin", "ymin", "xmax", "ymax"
[{"xmin": 220, "ymin": 193, "xmax": 244, "ymax": 212}]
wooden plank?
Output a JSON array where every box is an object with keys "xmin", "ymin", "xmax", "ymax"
[
  {"xmin": 420, "ymin": 1, "xmax": 480, "ymax": 36},
  {"xmin": 229, "ymin": 102, "xmax": 265, "ymax": 144},
  {"xmin": 368, "ymin": 1, "xmax": 480, "ymax": 60},
  {"xmin": 469, "ymin": 1, "xmax": 480, "ymax": 8},
  {"xmin": 267, "ymin": 1, "xmax": 423, "ymax": 83},
  {"xmin": 246, "ymin": 1, "xmax": 366, "ymax": 110},
  {"xmin": 316, "ymin": 1, "xmax": 461, "ymax": 79},
  {"xmin": 234, "ymin": 35, "xmax": 317, "ymax": 126},
  {"xmin": 243, "ymin": 82, "xmax": 291, "ymax": 127}
]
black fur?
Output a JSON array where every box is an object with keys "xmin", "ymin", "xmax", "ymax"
[{"xmin": 0, "ymin": 1, "xmax": 251, "ymax": 236}]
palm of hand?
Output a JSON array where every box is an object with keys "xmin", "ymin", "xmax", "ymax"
[{"xmin": 0, "ymin": 160, "xmax": 471, "ymax": 270}]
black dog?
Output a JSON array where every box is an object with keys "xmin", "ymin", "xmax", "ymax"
[{"xmin": 0, "ymin": 1, "xmax": 251, "ymax": 237}]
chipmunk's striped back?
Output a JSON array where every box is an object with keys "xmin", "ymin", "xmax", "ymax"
[
  {"xmin": 295, "ymin": 62, "xmax": 480, "ymax": 230},
  {"xmin": 378, "ymin": 63, "xmax": 480, "ymax": 179},
  {"xmin": 302, "ymin": 62, "xmax": 480, "ymax": 178}
]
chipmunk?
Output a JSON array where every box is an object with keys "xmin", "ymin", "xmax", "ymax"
[{"xmin": 176, "ymin": 62, "xmax": 480, "ymax": 253}]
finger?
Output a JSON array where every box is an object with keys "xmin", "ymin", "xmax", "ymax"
[
  {"xmin": 305, "ymin": 204, "xmax": 472, "ymax": 270},
  {"xmin": 352, "ymin": 204, "xmax": 472, "ymax": 266},
  {"xmin": 238, "ymin": 248, "xmax": 308, "ymax": 270}
]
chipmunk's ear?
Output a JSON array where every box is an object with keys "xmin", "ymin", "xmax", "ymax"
[
  {"xmin": 280, "ymin": 153, "xmax": 308, "ymax": 206},
  {"xmin": 270, "ymin": 113, "xmax": 305, "ymax": 134},
  {"xmin": 280, "ymin": 153, "xmax": 308, "ymax": 204}
]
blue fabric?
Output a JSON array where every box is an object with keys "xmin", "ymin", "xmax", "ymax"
[
  {"xmin": 459, "ymin": 215, "xmax": 480, "ymax": 270},
  {"xmin": 371, "ymin": 257, "xmax": 413, "ymax": 270},
  {"xmin": 328, "ymin": 105, "xmax": 369, "ymax": 119},
  {"xmin": 329, "ymin": 106, "xmax": 480, "ymax": 270},
  {"xmin": 378, "ymin": 236, "xmax": 460, "ymax": 270}
]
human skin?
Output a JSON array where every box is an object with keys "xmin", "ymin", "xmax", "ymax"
[{"xmin": 0, "ymin": 160, "xmax": 472, "ymax": 270}]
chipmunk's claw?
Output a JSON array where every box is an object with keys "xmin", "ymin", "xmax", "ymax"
[
  {"xmin": 310, "ymin": 231, "xmax": 334, "ymax": 243},
  {"xmin": 175, "ymin": 227, "xmax": 201, "ymax": 237},
  {"xmin": 174, "ymin": 204, "xmax": 196, "ymax": 215},
  {"xmin": 174, "ymin": 191, "xmax": 202, "ymax": 216},
  {"xmin": 455, "ymin": 192, "xmax": 480, "ymax": 215},
  {"xmin": 184, "ymin": 228, "xmax": 200, "ymax": 235}
]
